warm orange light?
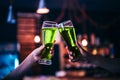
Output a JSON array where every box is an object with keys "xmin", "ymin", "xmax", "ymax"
[
  {"xmin": 36, "ymin": 0, "xmax": 50, "ymax": 14},
  {"xmin": 78, "ymin": 70, "xmax": 86, "ymax": 77},
  {"xmin": 92, "ymin": 48, "xmax": 97, "ymax": 55},
  {"xmin": 36, "ymin": 8, "xmax": 49, "ymax": 14}
]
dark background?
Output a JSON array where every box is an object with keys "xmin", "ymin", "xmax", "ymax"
[{"xmin": 0, "ymin": 0, "xmax": 120, "ymax": 57}]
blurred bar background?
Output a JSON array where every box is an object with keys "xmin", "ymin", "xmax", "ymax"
[{"xmin": 0, "ymin": 0, "xmax": 120, "ymax": 79}]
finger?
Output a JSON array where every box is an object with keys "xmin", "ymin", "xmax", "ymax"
[
  {"xmin": 76, "ymin": 41, "xmax": 81, "ymax": 49},
  {"xmin": 50, "ymin": 48, "xmax": 54, "ymax": 55},
  {"xmin": 76, "ymin": 41, "xmax": 87, "ymax": 53},
  {"xmin": 32, "ymin": 45, "xmax": 45, "ymax": 61},
  {"xmin": 68, "ymin": 51, "xmax": 72, "ymax": 55},
  {"xmin": 51, "ymin": 45, "xmax": 54, "ymax": 50},
  {"xmin": 68, "ymin": 59, "xmax": 72, "ymax": 62},
  {"xmin": 65, "ymin": 46, "xmax": 72, "ymax": 54},
  {"xmin": 50, "ymin": 50, "xmax": 54, "ymax": 58},
  {"xmin": 76, "ymin": 41, "xmax": 90, "ymax": 57},
  {"xmin": 34, "ymin": 45, "xmax": 45, "ymax": 56},
  {"xmin": 69, "ymin": 54, "xmax": 73, "ymax": 60}
]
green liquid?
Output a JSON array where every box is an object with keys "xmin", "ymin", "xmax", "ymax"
[
  {"xmin": 58, "ymin": 26, "xmax": 82, "ymax": 62},
  {"xmin": 41, "ymin": 27, "xmax": 57, "ymax": 63}
]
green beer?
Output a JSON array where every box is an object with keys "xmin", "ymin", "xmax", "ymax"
[
  {"xmin": 58, "ymin": 20, "xmax": 82, "ymax": 62},
  {"xmin": 38, "ymin": 21, "xmax": 57, "ymax": 65}
]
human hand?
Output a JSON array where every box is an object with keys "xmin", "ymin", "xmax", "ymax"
[
  {"xmin": 30, "ymin": 44, "xmax": 54, "ymax": 62},
  {"xmin": 66, "ymin": 41, "xmax": 88, "ymax": 62}
]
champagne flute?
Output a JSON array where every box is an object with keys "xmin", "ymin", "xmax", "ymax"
[
  {"xmin": 58, "ymin": 20, "xmax": 82, "ymax": 62},
  {"xmin": 38, "ymin": 21, "xmax": 57, "ymax": 65}
]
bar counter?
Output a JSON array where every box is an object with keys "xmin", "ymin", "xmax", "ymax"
[
  {"xmin": 23, "ymin": 76, "xmax": 120, "ymax": 80},
  {"xmin": 23, "ymin": 70, "xmax": 120, "ymax": 80}
]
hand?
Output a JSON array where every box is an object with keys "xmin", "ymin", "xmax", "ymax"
[
  {"xmin": 66, "ymin": 41, "xmax": 89, "ymax": 62},
  {"xmin": 76, "ymin": 41, "xmax": 88, "ymax": 57},
  {"xmin": 31, "ymin": 45, "xmax": 45, "ymax": 61},
  {"xmin": 31, "ymin": 45, "xmax": 54, "ymax": 62}
]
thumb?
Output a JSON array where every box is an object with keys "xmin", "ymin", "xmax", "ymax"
[
  {"xmin": 32, "ymin": 45, "xmax": 45, "ymax": 56},
  {"xmin": 76, "ymin": 41, "xmax": 87, "ymax": 57}
]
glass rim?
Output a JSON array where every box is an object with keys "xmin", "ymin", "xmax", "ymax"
[
  {"xmin": 58, "ymin": 20, "xmax": 73, "ymax": 27},
  {"xmin": 42, "ymin": 21, "xmax": 58, "ymax": 28},
  {"xmin": 61, "ymin": 20, "xmax": 72, "ymax": 24},
  {"xmin": 43, "ymin": 21, "xmax": 57, "ymax": 25}
]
